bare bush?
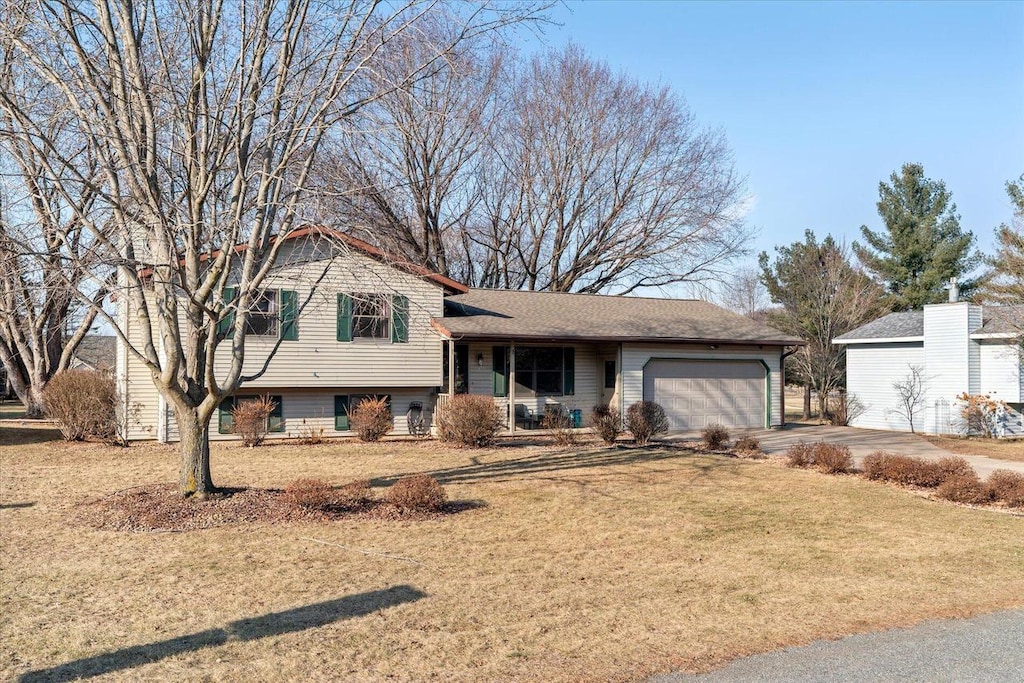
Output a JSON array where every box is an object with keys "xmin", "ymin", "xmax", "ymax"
[
  {"xmin": 232, "ymin": 396, "xmax": 277, "ymax": 447},
  {"xmin": 812, "ymin": 443, "xmax": 853, "ymax": 474},
  {"xmin": 626, "ymin": 401, "xmax": 668, "ymax": 445},
  {"xmin": 785, "ymin": 443, "xmax": 816, "ymax": 468},
  {"xmin": 436, "ymin": 394, "xmax": 504, "ymax": 447},
  {"xmin": 860, "ymin": 452, "xmax": 945, "ymax": 487},
  {"xmin": 590, "ymin": 405, "xmax": 622, "ymax": 445},
  {"xmin": 295, "ymin": 418, "xmax": 326, "ymax": 445},
  {"xmin": 388, "ymin": 474, "xmax": 447, "ymax": 512},
  {"xmin": 702, "ymin": 423, "xmax": 730, "ymax": 450},
  {"xmin": 350, "ymin": 397, "xmax": 392, "ymax": 442},
  {"xmin": 986, "ymin": 470, "xmax": 1024, "ymax": 508},
  {"xmin": 282, "ymin": 479, "xmax": 335, "ymax": 512},
  {"xmin": 825, "ymin": 392, "xmax": 866, "ymax": 426},
  {"xmin": 936, "ymin": 456, "xmax": 974, "ymax": 480},
  {"xmin": 937, "ymin": 472, "xmax": 990, "ymax": 505},
  {"xmin": 733, "ymin": 435, "xmax": 761, "ymax": 452},
  {"xmin": 541, "ymin": 408, "xmax": 577, "ymax": 446},
  {"xmin": 42, "ymin": 370, "xmax": 117, "ymax": 441}
]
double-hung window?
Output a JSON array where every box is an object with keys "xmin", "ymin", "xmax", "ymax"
[{"xmin": 337, "ymin": 293, "xmax": 409, "ymax": 343}]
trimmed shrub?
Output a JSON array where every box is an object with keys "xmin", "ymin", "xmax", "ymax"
[
  {"xmin": 626, "ymin": 401, "xmax": 668, "ymax": 445},
  {"xmin": 733, "ymin": 435, "xmax": 761, "ymax": 453},
  {"xmin": 785, "ymin": 443, "xmax": 815, "ymax": 468},
  {"xmin": 786, "ymin": 442, "xmax": 852, "ymax": 473},
  {"xmin": 350, "ymin": 396, "xmax": 392, "ymax": 442},
  {"xmin": 590, "ymin": 405, "xmax": 622, "ymax": 445},
  {"xmin": 861, "ymin": 451, "xmax": 895, "ymax": 480},
  {"xmin": 986, "ymin": 470, "xmax": 1024, "ymax": 508},
  {"xmin": 812, "ymin": 443, "xmax": 853, "ymax": 474},
  {"xmin": 937, "ymin": 472, "xmax": 990, "ymax": 505},
  {"xmin": 232, "ymin": 395, "xmax": 277, "ymax": 447},
  {"xmin": 541, "ymin": 407, "xmax": 578, "ymax": 446},
  {"xmin": 436, "ymin": 394, "xmax": 503, "ymax": 447},
  {"xmin": 702, "ymin": 423, "xmax": 730, "ymax": 451},
  {"xmin": 860, "ymin": 452, "xmax": 945, "ymax": 487},
  {"xmin": 283, "ymin": 478, "xmax": 335, "ymax": 511},
  {"xmin": 388, "ymin": 474, "xmax": 446, "ymax": 512},
  {"xmin": 936, "ymin": 456, "xmax": 973, "ymax": 480},
  {"xmin": 43, "ymin": 369, "xmax": 118, "ymax": 441}
]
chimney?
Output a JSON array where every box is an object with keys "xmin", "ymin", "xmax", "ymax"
[{"xmin": 946, "ymin": 277, "xmax": 959, "ymax": 303}]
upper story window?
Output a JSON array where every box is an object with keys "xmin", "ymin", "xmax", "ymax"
[
  {"xmin": 352, "ymin": 293, "xmax": 390, "ymax": 339},
  {"xmin": 247, "ymin": 290, "xmax": 278, "ymax": 336}
]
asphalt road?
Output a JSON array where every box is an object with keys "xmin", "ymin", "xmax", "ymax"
[{"xmin": 650, "ymin": 609, "xmax": 1024, "ymax": 683}]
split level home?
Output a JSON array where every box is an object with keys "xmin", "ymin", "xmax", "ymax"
[
  {"xmin": 834, "ymin": 297, "xmax": 1024, "ymax": 437},
  {"xmin": 117, "ymin": 230, "xmax": 804, "ymax": 442}
]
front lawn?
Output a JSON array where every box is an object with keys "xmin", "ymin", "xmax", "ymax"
[
  {"xmin": 923, "ymin": 435, "xmax": 1024, "ymax": 463},
  {"xmin": 2, "ymin": 434, "xmax": 1023, "ymax": 682}
]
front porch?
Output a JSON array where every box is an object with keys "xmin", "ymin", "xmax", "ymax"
[{"xmin": 433, "ymin": 339, "xmax": 621, "ymax": 434}]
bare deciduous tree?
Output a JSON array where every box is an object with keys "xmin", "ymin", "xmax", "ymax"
[
  {"xmin": 330, "ymin": 42, "xmax": 750, "ymax": 293},
  {"xmin": 0, "ymin": 0, "xmax": 542, "ymax": 496},
  {"xmin": 891, "ymin": 364, "xmax": 927, "ymax": 433},
  {"xmin": 717, "ymin": 266, "xmax": 770, "ymax": 319},
  {"xmin": 0, "ymin": 89, "xmax": 106, "ymax": 416}
]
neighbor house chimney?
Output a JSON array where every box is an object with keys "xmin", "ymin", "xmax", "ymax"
[{"xmin": 946, "ymin": 277, "xmax": 959, "ymax": 303}]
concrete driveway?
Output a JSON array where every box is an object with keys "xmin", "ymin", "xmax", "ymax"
[{"xmin": 667, "ymin": 424, "xmax": 1024, "ymax": 478}]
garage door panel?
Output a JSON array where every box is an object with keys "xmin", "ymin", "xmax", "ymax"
[{"xmin": 643, "ymin": 360, "xmax": 765, "ymax": 430}]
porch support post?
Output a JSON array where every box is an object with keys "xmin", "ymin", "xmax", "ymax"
[
  {"xmin": 509, "ymin": 343, "xmax": 516, "ymax": 434},
  {"xmin": 448, "ymin": 338, "xmax": 455, "ymax": 397}
]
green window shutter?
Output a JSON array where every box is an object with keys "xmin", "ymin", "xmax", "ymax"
[
  {"xmin": 279, "ymin": 290, "xmax": 298, "ymax": 340},
  {"xmin": 563, "ymin": 347, "xmax": 575, "ymax": 396},
  {"xmin": 391, "ymin": 294, "xmax": 409, "ymax": 343},
  {"xmin": 267, "ymin": 395, "xmax": 284, "ymax": 432},
  {"xmin": 217, "ymin": 287, "xmax": 237, "ymax": 336},
  {"xmin": 334, "ymin": 395, "xmax": 349, "ymax": 431},
  {"xmin": 218, "ymin": 397, "xmax": 235, "ymax": 434},
  {"xmin": 492, "ymin": 346, "xmax": 508, "ymax": 397},
  {"xmin": 336, "ymin": 293, "xmax": 352, "ymax": 342}
]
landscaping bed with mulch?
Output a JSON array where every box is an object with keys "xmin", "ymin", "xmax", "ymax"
[{"xmin": 77, "ymin": 479, "xmax": 475, "ymax": 532}]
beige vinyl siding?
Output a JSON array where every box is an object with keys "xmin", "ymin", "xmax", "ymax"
[
  {"xmin": 845, "ymin": 342, "xmax": 925, "ymax": 432},
  {"xmin": 620, "ymin": 343, "xmax": 784, "ymax": 429},
  {"xmin": 120, "ymin": 245, "xmax": 447, "ymax": 441},
  {"xmin": 214, "ymin": 248, "xmax": 444, "ymax": 390},
  {"xmin": 119, "ymin": 295, "xmax": 163, "ymax": 441},
  {"xmin": 164, "ymin": 388, "xmax": 435, "ymax": 442},
  {"xmin": 464, "ymin": 342, "xmax": 601, "ymax": 428}
]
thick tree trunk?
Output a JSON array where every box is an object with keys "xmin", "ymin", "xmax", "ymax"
[
  {"xmin": 176, "ymin": 406, "xmax": 215, "ymax": 497},
  {"xmin": 802, "ymin": 385, "xmax": 811, "ymax": 420},
  {"xmin": 23, "ymin": 385, "xmax": 46, "ymax": 418}
]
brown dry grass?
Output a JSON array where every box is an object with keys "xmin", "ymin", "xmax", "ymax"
[
  {"xmin": 923, "ymin": 435, "xmax": 1024, "ymax": 462},
  {"xmin": 3, "ymin": 434, "xmax": 1024, "ymax": 682}
]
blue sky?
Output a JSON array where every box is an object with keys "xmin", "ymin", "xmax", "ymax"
[{"xmin": 536, "ymin": 0, "xmax": 1024, "ymax": 267}]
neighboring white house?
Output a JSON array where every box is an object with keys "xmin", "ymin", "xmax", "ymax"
[
  {"xmin": 834, "ymin": 301, "xmax": 1024, "ymax": 437},
  {"xmin": 118, "ymin": 231, "xmax": 804, "ymax": 442}
]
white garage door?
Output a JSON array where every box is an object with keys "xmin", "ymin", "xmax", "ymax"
[{"xmin": 643, "ymin": 360, "xmax": 766, "ymax": 430}]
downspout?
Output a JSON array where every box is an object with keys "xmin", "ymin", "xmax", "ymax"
[{"xmin": 780, "ymin": 346, "xmax": 800, "ymax": 428}]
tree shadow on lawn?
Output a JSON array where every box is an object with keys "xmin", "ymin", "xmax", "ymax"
[
  {"xmin": 0, "ymin": 425, "xmax": 63, "ymax": 447},
  {"xmin": 18, "ymin": 585, "xmax": 426, "ymax": 682},
  {"xmin": 373, "ymin": 443, "xmax": 745, "ymax": 488}
]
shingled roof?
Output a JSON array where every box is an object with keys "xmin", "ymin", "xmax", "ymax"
[
  {"xmin": 976, "ymin": 305, "xmax": 1024, "ymax": 335},
  {"xmin": 835, "ymin": 304, "xmax": 1024, "ymax": 343},
  {"xmin": 436, "ymin": 289, "xmax": 803, "ymax": 345},
  {"xmin": 834, "ymin": 311, "xmax": 924, "ymax": 343}
]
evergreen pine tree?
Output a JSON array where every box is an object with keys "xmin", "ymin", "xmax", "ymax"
[{"xmin": 854, "ymin": 163, "xmax": 980, "ymax": 311}]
